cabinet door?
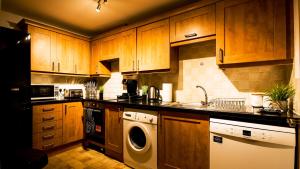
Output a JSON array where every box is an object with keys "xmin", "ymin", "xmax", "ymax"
[
  {"xmin": 90, "ymin": 40, "xmax": 111, "ymax": 75},
  {"xmin": 28, "ymin": 26, "xmax": 54, "ymax": 72},
  {"xmin": 137, "ymin": 19, "xmax": 170, "ymax": 71},
  {"xmin": 119, "ymin": 29, "xmax": 137, "ymax": 73},
  {"xmin": 170, "ymin": 4, "xmax": 216, "ymax": 43},
  {"xmin": 105, "ymin": 105, "xmax": 123, "ymax": 161},
  {"xmin": 158, "ymin": 112, "xmax": 209, "ymax": 169},
  {"xmin": 74, "ymin": 39, "xmax": 90, "ymax": 74},
  {"xmin": 100, "ymin": 34, "xmax": 120, "ymax": 61},
  {"xmin": 62, "ymin": 102, "xmax": 83, "ymax": 144},
  {"xmin": 56, "ymin": 34, "xmax": 74, "ymax": 73},
  {"xmin": 216, "ymin": 0, "xmax": 287, "ymax": 64}
]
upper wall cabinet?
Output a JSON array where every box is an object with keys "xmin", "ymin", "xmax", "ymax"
[
  {"xmin": 90, "ymin": 40, "xmax": 111, "ymax": 76},
  {"xmin": 26, "ymin": 22, "xmax": 90, "ymax": 75},
  {"xmin": 99, "ymin": 34, "xmax": 120, "ymax": 61},
  {"xmin": 170, "ymin": 4, "xmax": 216, "ymax": 43},
  {"xmin": 137, "ymin": 19, "xmax": 170, "ymax": 71},
  {"xmin": 216, "ymin": 0, "xmax": 287, "ymax": 64},
  {"xmin": 119, "ymin": 29, "xmax": 137, "ymax": 73},
  {"xmin": 28, "ymin": 26, "xmax": 54, "ymax": 72}
]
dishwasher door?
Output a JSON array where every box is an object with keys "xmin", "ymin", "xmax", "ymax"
[{"xmin": 210, "ymin": 118, "xmax": 296, "ymax": 169}]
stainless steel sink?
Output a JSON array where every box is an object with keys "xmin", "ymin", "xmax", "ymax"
[{"xmin": 162, "ymin": 102, "xmax": 208, "ymax": 109}]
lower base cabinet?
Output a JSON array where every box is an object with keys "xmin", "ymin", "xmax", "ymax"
[
  {"xmin": 105, "ymin": 104, "xmax": 123, "ymax": 162},
  {"xmin": 32, "ymin": 102, "xmax": 83, "ymax": 150},
  {"xmin": 158, "ymin": 111, "xmax": 209, "ymax": 169}
]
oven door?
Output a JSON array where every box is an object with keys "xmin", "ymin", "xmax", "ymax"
[
  {"xmin": 31, "ymin": 85, "xmax": 55, "ymax": 100},
  {"xmin": 84, "ymin": 108, "xmax": 105, "ymax": 144}
]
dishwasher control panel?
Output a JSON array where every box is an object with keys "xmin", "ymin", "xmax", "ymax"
[{"xmin": 210, "ymin": 118, "xmax": 295, "ymax": 146}]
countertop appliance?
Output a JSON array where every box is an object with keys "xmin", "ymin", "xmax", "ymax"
[
  {"xmin": 0, "ymin": 27, "xmax": 34, "ymax": 167},
  {"xmin": 210, "ymin": 118, "xmax": 295, "ymax": 169},
  {"xmin": 148, "ymin": 86, "xmax": 161, "ymax": 101},
  {"xmin": 31, "ymin": 84, "xmax": 59, "ymax": 100},
  {"xmin": 64, "ymin": 89, "xmax": 83, "ymax": 98},
  {"xmin": 123, "ymin": 108, "xmax": 158, "ymax": 169},
  {"xmin": 83, "ymin": 100, "xmax": 105, "ymax": 152},
  {"xmin": 118, "ymin": 79, "xmax": 142, "ymax": 101}
]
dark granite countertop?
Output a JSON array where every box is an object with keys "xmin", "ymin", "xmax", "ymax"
[
  {"xmin": 31, "ymin": 98, "xmax": 83, "ymax": 105},
  {"xmin": 97, "ymin": 99, "xmax": 300, "ymax": 127}
]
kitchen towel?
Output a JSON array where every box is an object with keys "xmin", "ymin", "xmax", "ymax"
[{"xmin": 162, "ymin": 83, "xmax": 172, "ymax": 102}]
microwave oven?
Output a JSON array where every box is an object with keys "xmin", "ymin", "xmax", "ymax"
[{"xmin": 31, "ymin": 84, "xmax": 59, "ymax": 100}]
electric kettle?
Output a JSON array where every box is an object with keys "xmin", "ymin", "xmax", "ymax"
[{"xmin": 148, "ymin": 86, "xmax": 161, "ymax": 101}]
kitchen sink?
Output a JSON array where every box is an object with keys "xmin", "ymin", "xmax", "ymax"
[{"xmin": 162, "ymin": 102, "xmax": 208, "ymax": 109}]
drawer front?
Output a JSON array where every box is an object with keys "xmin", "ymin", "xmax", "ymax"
[
  {"xmin": 33, "ymin": 110, "xmax": 62, "ymax": 123},
  {"xmin": 33, "ymin": 104, "xmax": 62, "ymax": 114},
  {"xmin": 33, "ymin": 120, "xmax": 62, "ymax": 134},
  {"xmin": 32, "ymin": 129, "xmax": 62, "ymax": 150}
]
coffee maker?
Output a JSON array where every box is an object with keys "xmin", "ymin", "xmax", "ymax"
[{"xmin": 117, "ymin": 79, "xmax": 142, "ymax": 101}]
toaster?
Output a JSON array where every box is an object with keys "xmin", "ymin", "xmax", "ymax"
[{"xmin": 64, "ymin": 89, "xmax": 83, "ymax": 98}]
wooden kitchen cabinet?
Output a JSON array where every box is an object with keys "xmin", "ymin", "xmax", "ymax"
[
  {"xmin": 62, "ymin": 102, "xmax": 83, "ymax": 144},
  {"xmin": 119, "ymin": 29, "xmax": 137, "ymax": 73},
  {"xmin": 28, "ymin": 25, "xmax": 54, "ymax": 72},
  {"xmin": 216, "ymin": 0, "xmax": 287, "ymax": 64},
  {"xmin": 105, "ymin": 104, "xmax": 123, "ymax": 162},
  {"xmin": 170, "ymin": 4, "xmax": 216, "ymax": 43},
  {"xmin": 158, "ymin": 111, "xmax": 209, "ymax": 169},
  {"xmin": 32, "ymin": 104, "xmax": 63, "ymax": 150},
  {"xmin": 137, "ymin": 19, "xmax": 170, "ymax": 71},
  {"xmin": 73, "ymin": 39, "xmax": 90, "ymax": 74},
  {"xmin": 100, "ymin": 34, "xmax": 120, "ymax": 61},
  {"xmin": 55, "ymin": 33, "xmax": 74, "ymax": 73},
  {"xmin": 90, "ymin": 40, "xmax": 111, "ymax": 76}
]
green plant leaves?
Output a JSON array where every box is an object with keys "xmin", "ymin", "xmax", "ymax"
[{"xmin": 266, "ymin": 84, "xmax": 295, "ymax": 101}]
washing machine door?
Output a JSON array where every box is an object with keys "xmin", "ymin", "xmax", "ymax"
[{"xmin": 127, "ymin": 122, "xmax": 151, "ymax": 154}]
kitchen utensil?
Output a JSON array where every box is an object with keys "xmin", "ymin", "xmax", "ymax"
[{"xmin": 148, "ymin": 86, "xmax": 161, "ymax": 101}]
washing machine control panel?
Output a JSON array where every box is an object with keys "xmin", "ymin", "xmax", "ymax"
[{"xmin": 136, "ymin": 113, "xmax": 158, "ymax": 124}]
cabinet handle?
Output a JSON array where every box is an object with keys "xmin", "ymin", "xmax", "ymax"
[
  {"xmin": 133, "ymin": 60, "xmax": 135, "ymax": 71},
  {"xmin": 42, "ymin": 134, "xmax": 55, "ymax": 140},
  {"xmin": 137, "ymin": 60, "xmax": 139, "ymax": 71},
  {"xmin": 43, "ymin": 143, "xmax": 54, "ymax": 149},
  {"xmin": 58, "ymin": 62, "xmax": 60, "ymax": 72},
  {"xmin": 42, "ymin": 108, "xmax": 54, "ymax": 112},
  {"xmin": 118, "ymin": 108, "xmax": 122, "ymax": 123},
  {"xmin": 42, "ymin": 116, "xmax": 55, "ymax": 121},
  {"xmin": 75, "ymin": 64, "xmax": 77, "ymax": 74},
  {"xmin": 65, "ymin": 105, "xmax": 67, "ymax": 116},
  {"xmin": 42, "ymin": 125, "xmax": 55, "ymax": 131},
  {"xmin": 52, "ymin": 62, "xmax": 54, "ymax": 71},
  {"xmin": 219, "ymin": 48, "xmax": 224, "ymax": 63},
  {"xmin": 184, "ymin": 33, "xmax": 197, "ymax": 38}
]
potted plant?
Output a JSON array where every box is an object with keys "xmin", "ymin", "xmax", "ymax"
[
  {"xmin": 265, "ymin": 84, "xmax": 295, "ymax": 113},
  {"xmin": 99, "ymin": 85, "xmax": 104, "ymax": 100},
  {"xmin": 141, "ymin": 85, "xmax": 148, "ymax": 100}
]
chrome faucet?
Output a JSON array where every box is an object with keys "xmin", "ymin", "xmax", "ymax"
[{"xmin": 196, "ymin": 85, "xmax": 208, "ymax": 106}]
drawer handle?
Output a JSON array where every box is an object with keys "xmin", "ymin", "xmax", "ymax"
[
  {"xmin": 42, "ymin": 116, "xmax": 55, "ymax": 121},
  {"xmin": 42, "ymin": 108, "xmax": 55, "ymax": 112},
  {"xmin": 43, "ymin": 143, "xmax": 54, "ymax": 149},
  {"xmin": 184, "ymin": 33, "xmax": 197, "ymax": 38},
  {"xmin": 42, "ymin": 134, "xmax": 55, "ymax": 140},
  {"xmin": 42, "ymin": 125, "xmax": 55, "ymax": 131}
]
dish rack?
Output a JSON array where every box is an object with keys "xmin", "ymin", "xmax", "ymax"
[{"xmin": 210, "ymin": 98, "xmax": 246, "ymax": 111}]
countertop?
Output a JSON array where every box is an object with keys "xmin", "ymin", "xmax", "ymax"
[{"xmin": 31, "ymin": 98, "xmax": 300, "ymax": 127}]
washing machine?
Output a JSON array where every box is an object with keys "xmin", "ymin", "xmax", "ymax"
[{"xmin": 123, "ymin": 108, "xmax": 158, "ymax": 169}]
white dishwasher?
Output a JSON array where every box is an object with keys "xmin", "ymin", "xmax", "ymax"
[{"xmin": 210, "ymin": 118, "xmax": 296, "ymax": 169}]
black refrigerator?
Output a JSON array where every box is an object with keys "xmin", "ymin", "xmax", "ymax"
[{"xmin": 0, "ymin": 27, "xmax": 31, "ymax": 166}]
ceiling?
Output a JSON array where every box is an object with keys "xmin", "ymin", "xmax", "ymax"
[{"xmin": 1, "ymin": 0, "xmax": 198, "ymax": 36}]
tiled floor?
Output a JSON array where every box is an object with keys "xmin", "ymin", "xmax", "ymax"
[{"xmin": 43, "ymin": 145, "xmax": 131, "ymax": 169}]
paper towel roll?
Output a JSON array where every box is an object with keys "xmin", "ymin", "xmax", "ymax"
[{"xmin": 162, "ymin": 83, "xmax": 172, "ymax": 102}]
